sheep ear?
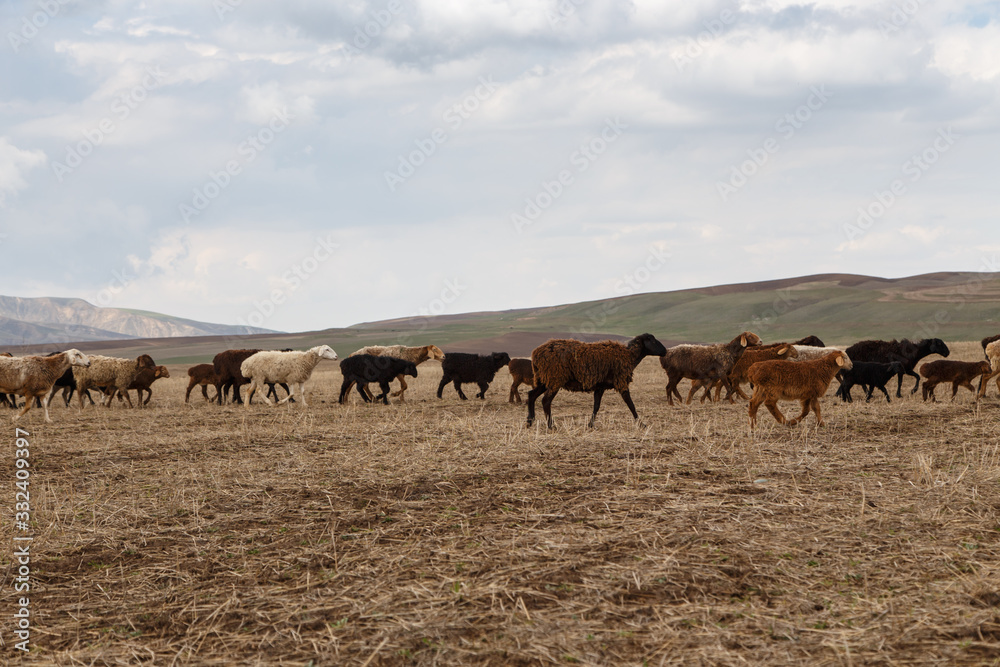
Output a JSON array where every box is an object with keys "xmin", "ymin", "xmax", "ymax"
[
  {"xmin": 778, "ymin": 346, "xmax": 788, "ymax": 354},
  {"xmin": 741, "ymin": 335, "xmax": 747, "ymax": 347},
  {"xmin": 837, "ymin": 355, "xmax": 845, "ymax": 367}
]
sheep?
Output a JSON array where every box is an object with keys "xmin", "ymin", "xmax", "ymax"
[
  {"xmin": 185, "ymin": 364, "xmax": 220, "ymax": 403},
  {"xmin": 507, "ymin": 357, "xmax": 535, "ymax": 404},
  {"xmin": 338, "ymin": 355, "xmax": 418, "ymax": 405},
  {"xmin": 790, "ymin": 345, "xmax": 848, "ymax": 362},
  {"xmin": 111, "ymin": 365, "xmax": 170, "ymax": 406},
  {"xmin": 347, "ymin": 344, "xmax": 444, "ymax": 401},
  {"xmin": 978, "ymin": 337, "xmax": 1000, "ymax": 397},
  {"xmin": 526, "ymin": 333, "xmax": 667, "ymax": 429},
  {"xmin": 212, "ymin": 349, "xmax": 292, "ymax": 405},
  {"xmin": 794, "ymin": 335, "xmax": 826, "ymax": 347},
  {"xmin": 437, "ymin": 352, "xmax": 511, "ymax": 400},
  {"xmin": 689, "ymin": 343, "xmax": 799, "ymax": 403},
  {"xmin": 919, "ymin": 360, "xmax": 992, "ymax": 402},
  {"xmin": 0, "ymin": 349, "xmax": 91, "ymax": 422},
  {"xmin": 836, "ymin": 361, "xmax": 906, "ymax": 403},
  {"xmin": 844, "ymin": 338, "xmax": 950, "ymax": 397},
  {"xmin": 72, "ymin": 354, "xmax": 156, "ymax": 409},
  {"xmin": 659, "ymin": 332, "xmax": 762, "ymax": 406},
  {"xmin": 241, "ymin": 345, "xmax": 338, "ymax": 407},
  {"xmin": 0, "ymin": 352, "xmax": 16, "ymax": 408},
  {"xmin": 748, "ymin": 350, "xmax": 852, "ymax": 428}
]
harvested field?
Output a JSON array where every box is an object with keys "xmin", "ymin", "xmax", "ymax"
[{"xmin": 2, "ymin": 342, "xmax": 1000, "ymax": 665}]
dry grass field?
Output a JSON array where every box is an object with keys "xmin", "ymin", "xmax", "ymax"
[{"xmin": 3, "ymin": 342, "xmax": 1000, "ymax": 665}]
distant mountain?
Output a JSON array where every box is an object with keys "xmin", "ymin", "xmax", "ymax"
[
  {"xmin": 0, "ymin": 296, "xmax": 277, "ymax": 346},
  {"xmin": 13, "ymin": 272, "xmax": 1000, "ymax": 364}
]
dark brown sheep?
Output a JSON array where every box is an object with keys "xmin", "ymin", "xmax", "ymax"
[
  {"xmin": 919, "ymin": 360, "xmax": 992, "ymax": 402},
  {"xmin": 527, "ymin": 333, "xmax": 667, "ymax": 429},
  {"xmin": 507, "ymin": 357, "xmax": 535, "ymax": 404},
  {"xmin": 748, "ymin": 351, "xmax": 852, "ymax": 428},
  {"xmin": 112, "ymin": 365, "xmax": 170, "ymax": 406},
  {"xmin": 659, "ymin": 332, "xmax": 762, "ymax": 406},
  {"xmin": 844, "ymin": 338, "xmax": 950, "ymax": 397},
  {"xmin": 186, "ymin": 363, "xmax": 220, "ymax": 403},
  {"xmin": 793, "ymin": 335, "xmax": 826, "ymax": 347}
]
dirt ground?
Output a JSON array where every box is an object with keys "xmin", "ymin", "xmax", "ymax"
[{"xmin": 2, "ymin": 342, "xmax": 999, "ymax": 665}]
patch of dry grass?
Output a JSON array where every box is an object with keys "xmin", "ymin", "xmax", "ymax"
[{"xmin": 2, "ymin": 342, "xmax": 999, "ymax": 664}]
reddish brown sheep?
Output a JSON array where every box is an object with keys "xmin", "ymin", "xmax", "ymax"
[
  {"xmin": 507, "ymin": 357, "xmax": 535, "ymax": 404},
  {"xmin": 748, "ymin": 351, "xmax": 852, "ymax": 428},
  {"xmin": 919, "ymin": 360, "xmax": 992, "ymax": 402},
  {"xmin": 659, "ymin": 332, "xmax": 761, "ymax": 406},
  {"xmin": 112, "ymin": 365, "xmax": 170, "ymax": 406},
  {"xmin": 186, "ymin": 364, "xmax": 220, "ymax": 403}
]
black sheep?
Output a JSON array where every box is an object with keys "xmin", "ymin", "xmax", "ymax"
[
  {"xmin": 844, "ymin": 338, "xmax": 950, "ymax": 397},
  {"xmin": 793, "ymin": 335, "xmax": 826, "ymax": 347},
  {"xmin": 836, "ymin": 361, "xmax": 906, "ymax": 403},
  {"xmin": 339, "ymin": 355, "xmax": 417, "ymax": 405},
  {"xmin": 437, "ymin": 352, "xmax": 511, "ymax": 400}
]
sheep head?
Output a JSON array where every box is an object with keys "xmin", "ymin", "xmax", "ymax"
[
  {"xmin": 632, "ymin": 333, "xmax": 667, "ymax": 358},
  {"xmin": 427, "ymin": 345, "xmax": 445, "ymax": 360},
  {"xmin": 404, "ymin": 362, "xmax": 419, "ymax": 378},
  {"xmin": 491, "ymin": 352, "xmax": 511, "ymax": 369},
  {"xmin": 66, "ymin": 349, "xmax": 90, "ymax": 367},
  {"xmin": 739, "ymin": 332, "xmax": 762, "ymax": 348},
  {"xmin": 155, "ymin": 366, "xmax": 170, "ymax": 379},
  {"xmin": 312, "ymin": 345, "xmax": 339, "ymax": 361}
]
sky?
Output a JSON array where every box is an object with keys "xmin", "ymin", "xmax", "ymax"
[{"xmin": 1, "ymin": 0, "xmax": 999, "ymax": 333}]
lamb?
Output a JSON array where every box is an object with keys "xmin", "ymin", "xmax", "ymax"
[
  {"xmin": 979, "ymin": 337, "xmax": 1000, "ymax": 397},
  {"xmin": 836, "ymin": 361, "xmax": 906, "ymax": 403},
  {"xmin": 338, "ymin": 355, "xmax": 418, "ymax": 405},
  {"xmin": 241, "ymin": 345, "xmax": 338, "ymax": 407},
  {"xmin": 689, "ymin": 343, "xmax": 798, "ymax": 402},
  {"xmin": 659, "ymin": 332, "xmax": 761, "ymax": 406},
  {"xmin": 72, "ymin": 354, "xmax": 156, "ymax": 409},
  {"xmin": 212, "ymin": 349, "xmax": 292, "ymax": 405},
  {"xmin": 112, "ymin": 365, "xmax": 170, "ymax": 406},
  {"xmin": 747, "ymin": 350, "xmax": 852, "ymax": 428},
  {"xmin": 919, "ymin": 360, "xmax": 992, "ymax": 402},
  {"xmin": 790, "ymin": 345, "xmax": 848, "ymax": 362},
  {"xmin": 0, "ymin": 349, "xmax": 91, "ymax": 422},
  {"xmin": 527, "ymin": 333, "xmax": 667, "ymax": 429},
  {"xmin": 507, "ymin": 357, "xmax": 535, "ymax": 404},
  {"xmin": 437, "ymin": 352, "xmax": 511, "ymax": 400},
  {"xmin": 347, "ymin": 344, "xmax": 444, "ymax": 400},
  {"xmin": 844, "ymin": 338, "xmax": 950, "ymax": 397},
  {"xmin": 185, "ymin": 364, "xmax": 220, "ymax": 403}
]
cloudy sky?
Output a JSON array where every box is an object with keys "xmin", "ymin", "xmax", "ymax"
[{"xmin": 2, "ymin": 0, "xmax": 999, "ymax": 333}]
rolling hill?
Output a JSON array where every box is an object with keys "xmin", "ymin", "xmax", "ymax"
[{"xmin": 6, "ymin": 272, "xmax": 1000, "ymax": 364}]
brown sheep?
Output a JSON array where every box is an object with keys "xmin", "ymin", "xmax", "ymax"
[
  {"xmin": 659, "ymin": 332, "xmax": 762, "ymax": 406},
  {"xmin": 527, "ymin": 333, "xmax": 667, "ymax": 429},
  {"xmin": 747, "ymin": 351, "xmax": 852, "ymax": 428},
  {"xmin": 73, "ymin": 354, "xmax": 156, "ymax": 409},
  {"xmin": 186, "ymin": 364, "xmax": 220, "ymax": 403},
  {"xmin": 0, "ymin": 350, "xmax": 91, "ymax": 422},
  {"xmin": 919, "ymin": 360, "xmax": 992, "ymax": 402},
  {"xmin": 111, "ymin": 365, "xmax": 170, "ymax": 406},
  {"xmin": 507, "ymin": 357, "xmax": 535, "ymax": 404},
  {"xmin": 687, "ymin": 343, "xmax": 798, "ymax": 403}
]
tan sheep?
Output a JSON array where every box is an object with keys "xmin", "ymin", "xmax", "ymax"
[
  {"xmin": 748, "ymin": 351, "xmax": 852, "ymax": 428},
  {"xmin": 72, "ymin": 354, "xmax": 156, "ymax": 409},
  {"xmin": 0, "ymin": 349, "xmax": 91, "ymax": 422}
]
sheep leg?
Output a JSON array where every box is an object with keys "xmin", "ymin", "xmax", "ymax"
[
  {"xmin": 13, "ymin": 393, "xmax": 34, "ymax": 422},
  {"xmin": 276, "ymin": 385, "xmax": 294, "ymax": 404},
  {"xmin": 589, "ymin": 387, "xmax": 606, "ymax": 428},
  {"xmin": 685, "ymin": 381, "xmax": 700, "ymax": 405},
  {"xmin": 376, "ymin": 381, "xmax": 391, "ymax": 405},
  {"xmin": 526, "ymin": 383, "xmax": 546, "ymax": 427},
  {"xmin": 77, "ymin": 383, "xmax": 89, "ymax": 409},
  {"xmin": 355, "ymin": 380, "xmax": 372, "ymax": 403},
  {"xmin": 143, "ymin": 388, "xmax": 152, "ymax": 406},
  {"xmin": 665, "ymin": 374, "xmax": 683, "ymax": 406},
  {"xmin": 390, "ymin": 374, "xmax": 408, "ymax": 399},
  {"xmin": 748, "ymin": 391, "xmax": 762, "ymax": 428},
  {"xmin": 786, "ymin": 399, "xmax": 812, "ymax": 426},
  {"xmin": 436, "ymin": 375, "xmax": 449, "ymax": 399},
  {"xmin": 734, "ymin": 382, "xmax": 751, "ymax": 401},
  {"xmin": 509, "ymin": 379, "xmax": 522, "ymax": 404},
  {"xmin": 809, "ymin": 398, "xmax": 824, "ymax": 426},
  {"xmin": 763, "ymin": 399, "xmax": 787, "ymax": 425},
  {"xmin": 619, "ymin": 389, "xmax": 639, "ymax": 422},
  {"xmin": 185, "ymin": 379, "xmax": 195, "ymax": 403},
  {"xmin": 541, "ymin": 388, "xmax": 559, "ymax": 429},
  {"xmin": 280, "ymin": 382, "xmax": 294, "ymax": 403},
  {"xmin": 119, "ymin": 387, "xmax": 134, "ymax": 408},
  {"xmin": 874, "ymin": 384, "xmax": 891, "ymax": 403},
  {"xmin": 476, "ymin": 381, "xmax": 489, "ymax": 399},
  {"xmin": 62, "ymin": 386, "xmax": 74, "ymax": 407},
  {"xmin": 338, "ymin": 378, "xmax": 352, "ymax": 404},
  {"xmin": 906, "ymin": 368, "xmax": 920, "ymax": 394},
  {"xmin": 453, "ymin": 380, "xmax": 468, "ymax": 400}
]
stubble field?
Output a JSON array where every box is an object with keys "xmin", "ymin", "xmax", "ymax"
[{"xmin": 2, "ymin": 342, "xmax": 1000, "ymax": 665}]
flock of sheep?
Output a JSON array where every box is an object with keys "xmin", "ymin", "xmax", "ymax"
[{"xmin": 2, "ymin": 332, "xmax": 999, "ymax": 428}]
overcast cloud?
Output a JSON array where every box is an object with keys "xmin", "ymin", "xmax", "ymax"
[{"xmin": 1, "ymin": 0, "xmax": 998, "ymax": 332}]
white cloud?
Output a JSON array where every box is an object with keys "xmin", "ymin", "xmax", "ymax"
[{"xmin": 0, "ymin": 138, "xmax": 46, "ymax": 207}]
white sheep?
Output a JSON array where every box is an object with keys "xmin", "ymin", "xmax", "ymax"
[
  {"xmin": 241, "ymin": 345, "xmax": 339, "ymax": 407},
  {"xmin": 0, "ymin": 349, "xmax": 91, "ymax": 422},
  {"xmin": 72, "ymin": 354, "xmax": 157, "ymax": 408},
  {"xmin": 790, "ymin": 345, "xmax": 849, "ymax": 362}
]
